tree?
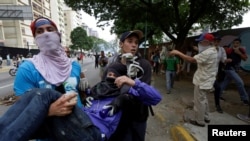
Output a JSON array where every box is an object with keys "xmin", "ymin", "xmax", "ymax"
[
  {"xmin": 65, "ymin": 0, "xmax": 250, "ymax": 49},
  {"xmin": 108, "ymin": 38, "xmax": 119, "ymax": 53},
  {"xmin": 89, "ymin": 36, "xmax": 110, "ymax": 52},
  {"xmin": 70, "ymin": 27, "xmax": 92, "ymax": 51}
]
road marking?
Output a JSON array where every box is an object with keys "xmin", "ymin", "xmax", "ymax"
[
  {"xmin": 170, "ymin": 125, "xmax": 196, "ymax": 141},
  {"xmin": 155, "ymin": 112, "xmax": 166, "ymax": 122},
  {"xmin": 0, "ymin": 84, "xmax": 13, "ymax": 89}
]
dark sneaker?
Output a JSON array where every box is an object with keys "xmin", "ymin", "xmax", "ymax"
[
  {"xmin": 219, "ymin": 97, "xmax": 226, "ymax": 101},
  {"xmin": 216, "ymin": 105, "xmax": 223, "ymax": 113},
  {"xmin": 167, "ymin": 91, "xmax": 171, "ymax": 94},
  {"xmin": 243, "ymin": 100, "xmax": 249, "ymax": 106},
  {"xmin": 189, "ymin": 120, "xmax": 205, "ymax": 127},
  {"xmin": 237, "ymin": 114, "xmax": 250, "ymax": 123},
  {"xmin": 204, "ymin": 119, "xmax": 210, "ymax": 123}
]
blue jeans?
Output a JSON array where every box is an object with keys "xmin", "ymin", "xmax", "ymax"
[
  {"xmin": 0, "ymin": 88, "xmax": 101, "ymax": 141},
  {"xmin": 166, "ymin": 70, "xmax": 176, "ymax": 91},
  {"xmin": 220, "ymin": 69, "xmax": 249, "ymax": 101}
]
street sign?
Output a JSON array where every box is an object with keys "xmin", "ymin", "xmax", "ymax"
[{"xmin": 0, "ymin": 5, "xmax": 33, "ymax": 20}]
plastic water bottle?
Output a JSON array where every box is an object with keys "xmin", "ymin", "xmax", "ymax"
[{"xmin": 63, "ymin": 81, "xmax": 77, "ymax": 102}]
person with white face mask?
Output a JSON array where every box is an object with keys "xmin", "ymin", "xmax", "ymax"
[
  {"xmin": 192, "ymin": 34, "xmax": 213, "ymax": 53},
  {"xmin": 169, "ymin": 33, "xmax": 218, "ymax": 127},
  {"xmin": 0, "ymin": 17, "xmax": 102, "ymax": 141},
  {"xmin": 197, "ymin": 41, "xmax": 211, "ymax": 53}
]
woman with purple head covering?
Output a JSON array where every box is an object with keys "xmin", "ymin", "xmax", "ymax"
[{"xmin": 0, "ymin": 17, "xmax": 101, "ymax": 141}]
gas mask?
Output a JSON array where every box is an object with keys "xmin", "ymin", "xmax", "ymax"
[{"xmin": 121, "ymin": 53, "xmax": 144, "ymax": 79}]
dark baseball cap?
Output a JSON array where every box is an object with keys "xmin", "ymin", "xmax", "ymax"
[{"xmin": 120, "ymin": 30, "xmax": 143, "ymax": 42}]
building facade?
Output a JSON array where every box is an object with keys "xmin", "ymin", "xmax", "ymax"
[
  {"xmin": 51, "ymin": 0, "xmax": 66, "ymax": 46},
  {"xmin": 0, "ymin": 0, "xmax": 99, "ymax": 53},
  {"xmin": 0, "ymin": 0, "xmax": 52, "ymax": 49},
  {"xmin": 63, "ymin": 6, "xmax": 83, "ymax": 47}
]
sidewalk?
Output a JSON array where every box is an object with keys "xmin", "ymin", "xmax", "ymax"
[
  {"xmin": 0, "ymin": 57, "xmax": 94, "ymax": 73},
  {"xmin": 0, "ymin": 60, "xmax": 12, "ymax": 73},
  {"xmin": 150, "ymin": 72, "xmax": 249, "ymax": 141}
]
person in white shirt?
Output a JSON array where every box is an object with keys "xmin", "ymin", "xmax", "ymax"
[{"xmin": 170, "ymin": 33, "xmax": 218, "ymax": 127}]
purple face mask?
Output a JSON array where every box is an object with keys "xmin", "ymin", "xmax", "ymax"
[
  {"xmin": 35, "ymin": 32, "xmax": 61, "ymax": 53},
  {"xmin": 30, "ymin": 32, "xmax": 72, "ymax": 86}
]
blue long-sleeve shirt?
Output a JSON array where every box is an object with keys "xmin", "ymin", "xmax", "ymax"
[{"xmin": 128, "ymin": 79, "xmax": 162, "ymax": 105}]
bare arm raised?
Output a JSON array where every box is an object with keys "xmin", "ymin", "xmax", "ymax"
[{"xmin": 170, "ymin": 50, "xmax": 197, "ymax": 63}]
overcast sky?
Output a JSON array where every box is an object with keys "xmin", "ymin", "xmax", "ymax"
[
  {"xmin": 82, "ymin": 11, "xmax": 250, "ymax": 42},
  {"xmin": 233, "ymin": 11, "xmax": 250, "ymax": 28},
  {"xmin": 82, "ymin": 12, "xmax": 116, "ymax": 42}
]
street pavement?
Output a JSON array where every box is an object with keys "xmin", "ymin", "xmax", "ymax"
[
  {"xmin": 0, "ymin": 63, "xmax": 11, "ymax": 73},
  {"xmin": 0, "ymin": 58, "xmax": 250, "ymax": 141}
]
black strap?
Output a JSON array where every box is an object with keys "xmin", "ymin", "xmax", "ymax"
[{"xmin": 149, "ymin": 106, "xmax": 154, "ymax": 116}]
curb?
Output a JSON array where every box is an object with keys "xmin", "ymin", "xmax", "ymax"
[
  {"xmin": 0, "ymin": 67, "xmax": 10, "ymax": 73},
  {"xmin": 153, "ymin": 107, "xmax": 196, "ymax": 141},
  {"xmin": 170, "ymin": 125, "xmax": 196, "ymax": 141}
]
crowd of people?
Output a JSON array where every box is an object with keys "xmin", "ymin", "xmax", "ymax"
[
  {"xmin": 150, "ymin": 33, "xmax": 249, "ymax": 126},
  {"xmin": 0, "ymin": 15, "xmax": 249, "ymax": 141},
  {"xmin": 0, "ymin": 53, "xmax": 33, "ymax": 69}
]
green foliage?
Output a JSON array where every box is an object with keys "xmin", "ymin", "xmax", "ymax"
[
  {"xmin": 70, "ymin": 26, "xmax": 114, "ymax": 53},
  {"xmin": 70, "ymin": 27, "xmax": 93, "ymax": 51},
  {"xmin": 107, "ymin": 38, "xmax": 119, "ymax": 53},
  {"xmin": 65, "ymin": 0, "xmax": 250, "ymax": 48},
  {"xmin": 88, "ymin": 36, "xmax": 112, "ymax": 52}
]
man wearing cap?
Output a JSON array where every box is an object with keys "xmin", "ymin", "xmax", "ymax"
[
  {"xmin": 0, "ymin": 17, "xmax": 101, "ymax": 140},
  {"xmin": 170, "ymin": 33, "xmax": 218, "ymax": 127},
  {"xmin": 103, "ymin": 30, "xmax": 153, "ymax": 141}
]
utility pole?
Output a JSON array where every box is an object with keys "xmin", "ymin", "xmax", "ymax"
[
  {"xmin": 27, "ymin": 41, "xmax": 30, "ymax": 53},
  {"xmin": 144, "ymin": 10, "xmax": 147, "ymax": 58}
]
